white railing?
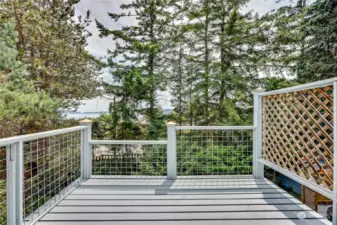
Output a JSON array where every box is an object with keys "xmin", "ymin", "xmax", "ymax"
[
  {"xmin": 0, "ymin": 126, "xmax": 87, "ymax": 225},
  {"xmin": 254, "ymin": 78, "xmax": 337, "ymax": 225},
  {"xmin": 1, "ymin": 77, "xmax": 337, "ymax": 225}
]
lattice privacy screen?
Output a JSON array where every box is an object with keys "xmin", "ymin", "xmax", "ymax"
[{"xmin": 262, "ymin": 86, "xmax": 334, "ymax": 190}]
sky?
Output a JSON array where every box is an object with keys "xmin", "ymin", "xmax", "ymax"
[{"xmin": 74, "ymin": 0, "xmax": 290, "ymax": 113}]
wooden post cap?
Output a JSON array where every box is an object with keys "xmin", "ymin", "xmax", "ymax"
[
  {"xmin": 166, "ymin": 121, "xmax": 176, "ymax": 126},
  {"xmin": 80, "ymin": 119, "xmax": 93, "ymax": 124}
]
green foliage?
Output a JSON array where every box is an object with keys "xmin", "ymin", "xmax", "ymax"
[
  {"xmin": 263, "ymin": 77, "xmax": 299, "ymax": 91},
  {"xmin": 300, "ymin": 0, "xmax": 337, "ymax": 82},
  {"xmin": 0, "ymin": 21, "xmax": 62, "ymax": 137},
  {"xmin": 96, "ymin": 0, "xmax": 181, "ymax": 139},
  {"xmin": 92, "ymin": 114, "xmax": 145, "ymax": 140},
  {"xmin": 263, "ymin": 0, "xmax": 337, "ymax": 83},
  {"xmin": 92, "ymin": 145, "xmax": 167, "ymax": 176},
  {"xmin": 0, "ymin": 0, "xmax": 101, "ymax": 108},
  {"xmin": 176, "ymin": 132, "xmax": 253, "ymax": 175},
  {"xmin": 0, "ymin": 89, "xmax": 61, "ymax": 132}
]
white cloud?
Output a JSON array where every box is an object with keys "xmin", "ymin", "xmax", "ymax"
[{"xmin": 244, "ymin": 0, "xmax": 291, "ymax": 15}]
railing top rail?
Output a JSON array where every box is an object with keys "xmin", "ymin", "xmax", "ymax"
[
  {"xmin": 256, "ymin": 77, "xmax": 337, "ymax": 96},
  {"xmin": 0, "ymin": 125, "xmax": 86, "ymax": 146},
  {"xmin": 90, "ymin": 140, "xmax": 168, "ymax": 145},
  {"xmin": 175, "ymin": 126, "xmax": 256, "ymax": 130}
]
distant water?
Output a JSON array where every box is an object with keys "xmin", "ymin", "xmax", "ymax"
[
  {"xmin": 63, "ymin": 111, "xmax": 108, "ymax": 119},
  {"xmin": 64, "ymin": 108, "xmax": 173, "ymax": 119}
]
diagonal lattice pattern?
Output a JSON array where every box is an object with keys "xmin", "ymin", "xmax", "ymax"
[{"xmin": 262, "ymin": 86, "xmax": 334, "ymax": 190}]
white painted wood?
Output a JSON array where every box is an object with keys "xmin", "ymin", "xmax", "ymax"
[
  {"xmin": 333, "ymin": 81, "xmax": 337, "ymax": 225},
  {"xmin": 0, "ymin": 126, "xmax": 86, "ymax": 146},
  {"xmin": 89, "ymin": 140, "xmax": 168, "ymax": 145},
  {"xmin": 80, "ymin": 130, "xmax": 85, "ymax": 180},
  {"xmin": 80, "ymin": 121, "xmax": 92, "ymax": 180},
  {"xmin": 6, "ymin": 145, "xmax": 15, "ymax": 225},
  {"xmin": 167, "ymin": 122, "xmax": 177, "ymax": 180},
  {"xmin": 40, "ymin": 211, "xmax": 323, "ymax": 221},
  {"xmin": 81, "ymin": 178, "xmax": 274, "ymax": 185},
  {"xmin": 16, "ymin": 142, "xmax": 24, "ymax": 225},
  {"xmin": 90, "ymin": 175, "xmax": 254, "ymax": 179},
  {"xmin": 77, "ymin": 184, "xmax": 280, "ymax": 190},
  {"xmin": 259, "ymin": 158, "xmax": 333, "ymax": 199},
  {"xmin": 256, "ymin": 77, "xmax": 337, "ymax": 96},
  {"xmin": 253, "ymin": 89, "xmax": 264, "ymax": 178},
  {"xmin": 175, "ymin": 126, "xmax": 255, "ymax": 130}
]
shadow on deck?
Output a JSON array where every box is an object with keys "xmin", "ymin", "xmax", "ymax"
[{"xmin": 35, "ymin": 176, "xmax": 331, "ymax": 225}]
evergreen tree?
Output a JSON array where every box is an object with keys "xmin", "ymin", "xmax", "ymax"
[
  {"xmin": 0, "ymin": 21, "xmax": 61, "ymax": 137},
  {"xmin": 187, "ymin": 0, "xmax": 214, "ymax": 125},
  {"xmin": 104, "ymin": 66, "xmax": 147, "ymax": 139},
  {"xmin": 165, "ymin": 0, "xmax": 191, "ymax": 125},
  {"xmin": 211, "ymin": 0, "xmax": 264, "ymax": 124},
  {"xmin": 96, "ymin": 0, "xmax": 178, "ymax": 138},
  {"xmin": 0, "ymin": 0, "xmax": 101, "ymax": 108},
  {"xmin": 302, "ymin": 0, "xmax": 337, "ymax": 81}
]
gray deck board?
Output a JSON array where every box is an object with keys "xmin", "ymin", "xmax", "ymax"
[
  {"xmin": 65, "ymin": 193, "xmax": 292, "ymax": 200},
  {"xmin": 35, "ymin": 176, "xmax": 331, "ymax": 225}
]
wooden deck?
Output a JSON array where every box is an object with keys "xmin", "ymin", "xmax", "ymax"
[{"xmin": 36, "ymin": 176, "xmax": 331, "ymax": 225}]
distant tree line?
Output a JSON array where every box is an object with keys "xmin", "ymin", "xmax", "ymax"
[{"xmin": 95, "ymin": 0, "xmax": 337, "ymax": 140}]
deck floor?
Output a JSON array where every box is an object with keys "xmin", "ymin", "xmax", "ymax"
[{"xmin": 36, "ymin": 176, "xmax": 331, "ymax": 225}]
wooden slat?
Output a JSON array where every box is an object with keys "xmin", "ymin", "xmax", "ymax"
[
  {"xmin": 82, "ymin": 179, "xmax": 273, "ymax": 186},
  {"xmin": 91, "ymin": 175, "xmax": 255, "ymax": 179},
  {"xmin": 40, "ymin": 211, "xmax": 323, "ymax": 221},
  {"xmin": 70, "ymin": 188, "xmax": 287, "ymax": 195},
  {"xmin": 50, "ymin": 204, "xmax": 312, "ymax": 213},
  {"xmin": 58, "ymin": 198, "xmax": 302, "ymax": 206},
  {"xmin": 65, "ymin": 193, "xmax": 292, "ymax": 200},
  {"xmin": 77, "ymin": 184, "xmax": 277, "ymax": 190}
]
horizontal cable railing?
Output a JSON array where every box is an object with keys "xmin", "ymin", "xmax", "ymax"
[
  {"xmin": 175, "ymin": 127, "xmax": 254, "ymax": 176},
  {"xmin": 91, "ymin": 141, "xmax": 167, "ymax": 177}
]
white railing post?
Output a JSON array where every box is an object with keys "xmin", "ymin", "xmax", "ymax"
[
  {"xmin": 80, "ymin": 119, "xmax": 92, "ymax": 180},
  {"xmin": 166, "ymin": 122, "xmax": 177, "ymax": 180},
  {"xmin": 6, "ymin": 142, "xmax": 25, "ymax": 225},
  {"xmin": 333, "ymin": 81, "xmax": 337, "ymax": 225},
  {"xmin": 6, "ymin": 144, "xmax": 15, "ymax": 225},
  {"xmin": 253, "ymin": 88, "xmax": 265, "ymax": 179},
  {"xmin": 15, "ymin": 141, "xmax": 24, "ymax": 225}
]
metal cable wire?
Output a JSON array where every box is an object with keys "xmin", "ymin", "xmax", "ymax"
[
  {"xmin": 92, "ymin": 144, "xmax": 167, "ymax": 177},
  {"xmin": 177, "ymin": 129, "xmax": 253, "ymax": 176},
  {"xmin": 23, "ymin": 131, "xmax": 82, "ymax": 224}
]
